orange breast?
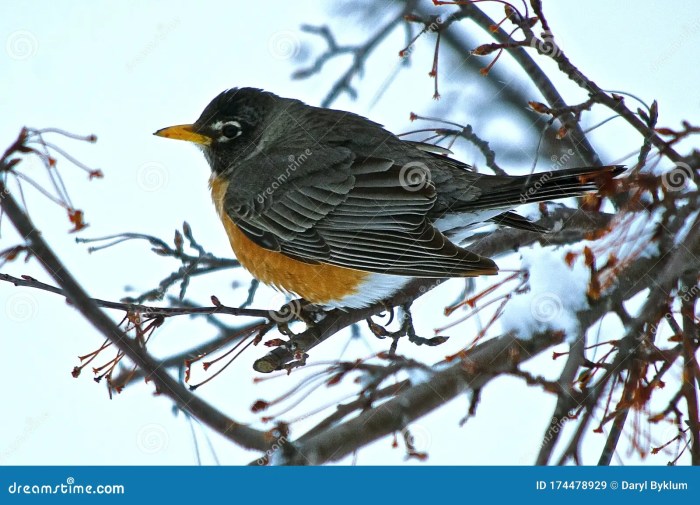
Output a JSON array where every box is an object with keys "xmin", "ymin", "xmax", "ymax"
[{"xmin": 210, "ymin": 176, "xmax": 368, "ymax": 305}]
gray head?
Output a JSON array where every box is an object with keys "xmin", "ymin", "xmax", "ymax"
[{"xmin": 154, "ymin": 88, "xmax": 294, "ymax": 173}]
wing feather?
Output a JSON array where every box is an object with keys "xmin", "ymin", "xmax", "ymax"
[{"xmin": 224, "ymin": 154, "xmax": 497, "ymax": 278}]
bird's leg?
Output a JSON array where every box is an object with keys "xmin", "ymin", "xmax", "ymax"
[
  {"xmin": 299, "ymin": 302, "xmax": 328, "ymax": 325},
  {"xmin": 365, "ymin": 303, "xmax": 411, "ymax": 354},
  {"xmin": 270, "ymin": 298, "xmax": 305, "ymax": 337},
  {"xmin": 366, "ymin": 302, "xmax": 450, "ymax": 354},
  {"xmin": 400, "ymin": 303, "xmax": 450, "ymax": 347},
  {"xmin": 272, "ymin": 298, "xmax": 326, "ymax": 338},
  {"xmin": 365, "ymin": 303, "xmax": 396, "ymax": 340},
  {"xmin": 390, "ymin": 304, "xmax": 419, "ymax": 354}
]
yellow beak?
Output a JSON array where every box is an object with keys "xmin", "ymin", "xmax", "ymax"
[{"xmin": 153, "ymin": 124, "xmax": 212, "ymax": 146}]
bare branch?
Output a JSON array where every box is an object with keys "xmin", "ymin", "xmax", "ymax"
[{"xmin": 0, "ymin": 273, "xmax": 271, "ymax": 319}]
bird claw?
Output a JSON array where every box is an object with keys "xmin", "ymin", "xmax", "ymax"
[
  {"xmin": 367, "ymin": 303, "xmax": 449, "ymax": 354},
  {"xmin": 271, "ymin": 298, "xmax": 325, "ymax": 337}
]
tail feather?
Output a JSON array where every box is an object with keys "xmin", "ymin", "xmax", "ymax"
[
  {"xmin": 467, "ymin": 165, "xmax": 624, "ymax": 211},
  {"xmin": 490, "ymin": 211, "xmax": 548, "ymax": 232}
]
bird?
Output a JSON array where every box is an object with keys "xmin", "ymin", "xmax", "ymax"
[{"xmin": 154, "ymin": 88, "xmax": 622, "ymax": 309}]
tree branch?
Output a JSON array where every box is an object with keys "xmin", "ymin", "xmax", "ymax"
[
  {"xmin": 284, "ymin": 330, "xmax": 564, "ymax": 464},
  {"xmin": 0, "ymin": 175, "xmax": 271, "ymax": 452},
  {"xmin": 0, "ymin": 273, "xmax": 272, "ymax": 319}
]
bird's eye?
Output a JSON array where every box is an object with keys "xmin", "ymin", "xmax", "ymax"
[{"xmin": 221, "ymin": 121, "xmax": 242, "ymax": 139}]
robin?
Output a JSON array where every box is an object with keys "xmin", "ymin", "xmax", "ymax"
[{"xmin": 154, "ymin": 88, "xmax": 622, "ymax": 309}]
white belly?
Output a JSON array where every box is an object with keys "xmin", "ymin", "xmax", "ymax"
[
  {"xmin": 433, "ymin": 210, "xmax": 502, "ymax": 244},
  {"xmin": 327, "ymin": 273, "xmax": 412, "ymax": 309}
]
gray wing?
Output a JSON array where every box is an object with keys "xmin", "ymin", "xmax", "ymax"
[{"xmin": 224, "ymin": 150, "xmax": 497, "ymax": 278}]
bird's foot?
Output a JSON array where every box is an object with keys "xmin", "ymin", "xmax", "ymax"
[
  {"xmin": 367, "ymin": 302, "xmax": 449, "ymax": 354},
  {"xmin": 271, "ymin": 298, "xmax": 326, "ymax": 337}
]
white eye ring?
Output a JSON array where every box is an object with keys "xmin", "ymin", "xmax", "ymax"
[{"xmin": 219, "ymin": 121, "xmax": 243, "ymax": 141}]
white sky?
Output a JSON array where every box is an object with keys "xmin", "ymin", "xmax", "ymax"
[{"xmin": 1, "ymin": 1, "xmax": 698, "ymax": 465}]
